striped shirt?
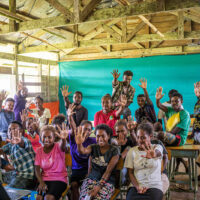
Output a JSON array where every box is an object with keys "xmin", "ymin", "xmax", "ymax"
[{"xmin": 2, "ymin": 137, "xmax": 35, "ymax": 179}]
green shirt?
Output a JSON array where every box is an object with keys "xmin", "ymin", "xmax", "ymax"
[{"xmin": 166, "ymin": 107, "xmax": 190, "ymax": 146}]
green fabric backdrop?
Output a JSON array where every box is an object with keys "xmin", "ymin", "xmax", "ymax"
[{"xmin": 59, "ymin": 54, "xmax": 200, "ymax": 120}]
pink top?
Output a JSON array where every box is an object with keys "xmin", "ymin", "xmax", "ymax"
[
  {"xmin": 24, "ymin": 133, "xmax": 41, "ymax": 153},
  {"xmin": 94, "ymin": 110, "xmax": 119, "ymax": 136},
  {"xmin": 35, "ymin": 143, "xmax": 67, "ymax": 183}
]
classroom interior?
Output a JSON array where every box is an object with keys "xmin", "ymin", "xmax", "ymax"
[{"xmin": 0, "ymin": 0, "xmax": 200, "ymax": 200}]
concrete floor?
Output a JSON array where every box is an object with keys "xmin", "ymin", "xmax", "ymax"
[{"xmin": 164, "ymin": 163, "xmax": 200, "ymax": 200}]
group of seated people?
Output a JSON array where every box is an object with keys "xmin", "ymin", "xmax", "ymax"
[{"xmin": 0, "ymin": 70, "xmax": 199, "ymax": 200}]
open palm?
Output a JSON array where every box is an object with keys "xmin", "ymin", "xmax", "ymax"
[
  {"xmin": 111, "ymin": 69, "xmax": 120, "ymax": 79},
  {"xmin": 155, "ymin": 87, "xmax": 164, "ymax": 100},
  {"xmin": 139, "ymin": 78, "xmax": 147, "ymax": 89},
  {"xmin": 60, "ymin": 85, "xmax": 72, "ymax": 97},
  {"xmin": 75, "ymin": 126, "xmax": 86, "ymax": 145},
  {"xmin": 0, "ymin": 90, "xmax": 8, "ymax": 101}
]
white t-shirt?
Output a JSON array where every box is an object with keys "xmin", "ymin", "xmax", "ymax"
[
  {"xmin": 124, "ymin": 145, "xmax": 163, "ymax": 191},
  {"xmin": 32, "ymin": 108, "xmax": 51, "ymax": 128}
]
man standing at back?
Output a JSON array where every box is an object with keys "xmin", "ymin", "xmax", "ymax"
[{"xmin": 111, "ymin": 70, "xmax": 135, "ymax": 119}]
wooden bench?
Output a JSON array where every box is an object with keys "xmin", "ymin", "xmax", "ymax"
[{"xmin": 166, "ymin": 145, "xmax": 200, "ymax": 200}]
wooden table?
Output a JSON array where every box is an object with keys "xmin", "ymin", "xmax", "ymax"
[{"xmin": 166, "ymin": 145, "xmax": 200, "ymax": 200}]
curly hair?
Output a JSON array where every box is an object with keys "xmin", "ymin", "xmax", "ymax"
[
  {"xmin": 94, "ymin": 124, "xmax": 113, "ymax": 137},
  {"xmin": 52, "ymin": 114, "xmax": 66, "ymax": 125}
]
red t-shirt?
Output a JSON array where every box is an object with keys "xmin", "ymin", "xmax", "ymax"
[
  {"xmin": 94, "ymin": 110, "xmax": 119, "ymax": 136},
  {"xmin": 24, "ymin": 133, "xmax": 41, "ymax": 153}
]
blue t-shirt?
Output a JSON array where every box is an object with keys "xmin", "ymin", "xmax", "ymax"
[
  {"xmin": 69, "ymin": 133, "xmax": 96, "ymax": 170},
  {"xmin": 0, "ymin": 109, "xmax": 15, "ymax": 140}
]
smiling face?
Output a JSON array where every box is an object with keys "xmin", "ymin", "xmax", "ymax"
[
  {"xmin": 41, "ymin": 130, "xmax": 55, "ymax": 148},
  {"xmin": 4, "ymin": 101, "xmax": 14, "ymax": 112},
  {"xmin": 171, "ymin": 96, "xmax": 182, "ymax": 111},
  {"xmin": 123, "ymin": 75, "xmax": 132, "ymax": 86},
  {"xmin": 137, "ymin": 96, "xmax": 146, "ymax": 108},
  {"xmin": 8, "ymin": 123, "xmax": 22, "ymax": 140},
  {"xmin": 115, "ymin": 124, "xmax": 128, "ymax": 138},
  {"xmin": 20, "ymin": 87, "xmax": 28, "ymax": 98},
  {"xmin": 82, "ymin": 123, "xmax": 92, "ymax": 139},
  {"xmin": 73, "ymin": 93, "xmax": 82, "ymax": 106},
  {"xmin": 101, "ymin": 97, "xmax": 112, "ymax": 113},
  {"xmin": 137, "ymin": 129, "xmax": 151, "ymax": 150},
  {"xmin": 35, "ymin": 98, "xmax": 43, "ymax": 110},
  {"xmin": 96, "ymin": 129, "xmax": 110, "ymax": 147}
]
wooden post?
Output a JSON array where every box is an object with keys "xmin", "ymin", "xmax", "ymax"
[
  {"xmin": 107, "ymin": 33, "xmax": 111, "ymax": 52},
  {"xmin": 73, "ymin": 24, "xmax": 79, "ymax": 47},
  {"xmin": 74, "ymin": 0, "xmax": 80, "ymax": 23},
  {"xmin": 47, "ymin": 64, "xmax": 50, "ymax": 102},
  {"xmin": 121, "ymin": 18, "xmax": 127, "ymax": 43},
  {"xmin": 13, "ymin": 44, "xmax": 18, "ymax": 91},
  {"xmin": 178, "ymin": 11, "xmax": 184, "ymax": 39},
  {"xmin": 9, "ymin": 0, "xmax": 16, "ymax": 32}
]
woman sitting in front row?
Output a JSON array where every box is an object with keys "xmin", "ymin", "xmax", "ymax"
[
  {"xmin": 75, "ymin": 124, "xmax": 120, "ymax": 200},
  {"xmin": 125, "ymin": 122, "xmax": 163, "ymax": 200}
]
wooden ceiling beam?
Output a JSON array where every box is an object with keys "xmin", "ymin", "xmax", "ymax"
[
  {"xmin": 101, "ymin": 23, "xmax": 121, "ymax": 41},
  {"xmin": 60, "ymin": 45, "xmax": 200, "ymax": 61},
  {"xmin": 126, "ymin": 20, "xmax": 148, "ymax": 42},
  {"xmin": 44, "ymin": 0, "xmax": 74, "ymax": 22},
  {"xmin": 0, "ymin": 52, "xmax": 57, "ymax": 65},
  {"xmin": 9, "ymin": 0, "xmax": 16, "ymax": 32},
  {"xmin": 138, "ymin": 15, "xmax": 164, "ymax": 37},
  {"xmin": 18, "ymin": 30, "xmax": 200, "ymax": 54},
  {"xmin": 82, "ymin": 19, "xmax": 121, "ymax": 40},
  {"xmin": 115, "ymin": 0, "xmax": 130, "ymax": 6},
  {"xmin": 0, "ymin": 6, "xmax": 199, "ymax": 35},
  {"xmin": 81, "ymin": 0, "xmax": 102, "ymax": 21},
  {"xmin": 0, "ymin": 5, "xmax": 73, "ymax": 41}
]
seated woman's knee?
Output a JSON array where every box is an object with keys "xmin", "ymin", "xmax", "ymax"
[
  {"xmin": 45, "ymin": 194, "xmax": 56, "ymax": 200},
  {"xmin": 36, "ymin": 195, "xmax": 43, "ymax": 200}
]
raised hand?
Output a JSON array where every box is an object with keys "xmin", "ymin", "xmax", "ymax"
[
  {"xmin": 17, "ymin": 81, "xmax": 24, "ymax": 91},
  {"xmin": 117, "ymin": 132, "xmax": 127, "ymax": 145},
  {"xmin": 118, "ymin": 95, "xmax": 127, "ymax": 107},
  {"xmin": 25, "ymin": 99, "xmax": 33, "ymax": 109},
  {"xmin": 139, "ymin": 78, "xmax": 147, "ymax": 89},
  {"xmin": 194, "ymin": 81, "xmax": 200, "ymax": 97},
  {"xmin": 7, "ymin": 130, "xmax": 22, "ymax": 145},
  {"xmin": 20, "ymin": 109, "xmax": 28, "ymax": 122},
  {"xmin": 111, "ymin": 69, "xmax": 120, "ymax": 80},
  {"xmin": 127, "ymin": 116, "xmax": 137, "ymax": 131},
  {"xmin": 75, "ymin": 126, "xmax": 86, "ymax": 145},
  {"xmin": 55, "ymin": 123, "xmax": 69, "ymax": 140},
  {"xmin": 67, "ymin": 103, "xmax": 76, "ymax": 117},
  {"xmin": 60, "ymin": 85, "xmax": 72, "ymax": 97},
  {"xmin": 0, "ymin": 90, "xmax": 8, "ymax": 102},
  {"xmin": 141, "ymin": 141, "xmax": 157, "ymax": 159},
  {"xmin": 155, "ymin": 87, "xmax": 164, "ymax": 100}
]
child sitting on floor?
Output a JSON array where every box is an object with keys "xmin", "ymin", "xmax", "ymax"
[
  {"xmin": 94, "ymin": 94, "xmax": 127, "ymax": 136},
  {"xmin": 35, "ymin": 125, "xmax": 68, "ymax": 200}
]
